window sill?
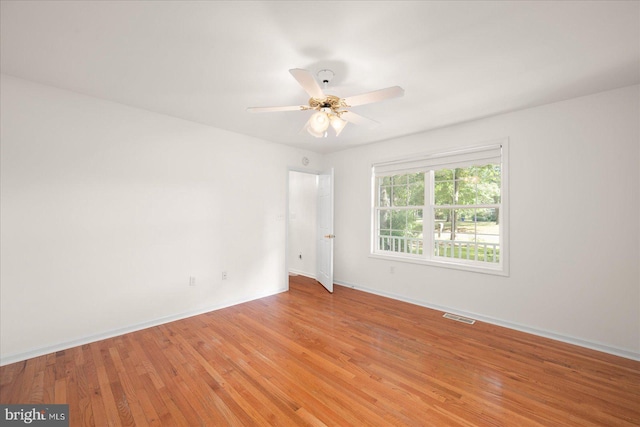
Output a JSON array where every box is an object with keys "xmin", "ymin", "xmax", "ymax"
[{"xmin": 369, "ymin": 252, "xmax": 509, "ymax": 277}]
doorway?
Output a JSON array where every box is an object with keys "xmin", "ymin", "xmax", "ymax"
[
  {"xmin": 287, "ymin": 168, "xmax": 334, "ymax": 293},
  {"xmin": 287, "ymin": 170, "xmax": 318, "ymax": 279}
]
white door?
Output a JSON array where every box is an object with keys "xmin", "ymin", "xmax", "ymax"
[{"xmin": 316, "ymin": 168, "xmax": 334, "ymax": 293}]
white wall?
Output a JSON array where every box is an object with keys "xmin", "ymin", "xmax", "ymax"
[
  {"xmin": 0, "ymin": 75, "xmax": 323, "ymax": 364},
  {"xmin": 326, "ymin": 85, "xmax": 640, "ymax": 358},
  {"xmin": 288, "ymin": 171, "xmax": 318, "ymax": 277},
  {"xmin": 2, "ymin": 75, "xmax": 638, "ymax": 363}
]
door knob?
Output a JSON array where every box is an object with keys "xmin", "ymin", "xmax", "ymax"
[{"xmin": 324, "ymin": 234, "xmax": 336, "ymax": 239}]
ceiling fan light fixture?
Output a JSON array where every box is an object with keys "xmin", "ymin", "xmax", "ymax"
[
  {"xmin": 330, "ymin": 115, "xmax": 346, "ymax": 131},
  {"xmin": 306, "ymin": 126, "xmax": 325, "ymax": 138},
  {"xmin": 310, "ymin": 111, "xmax": 330, "ymax": 133}
]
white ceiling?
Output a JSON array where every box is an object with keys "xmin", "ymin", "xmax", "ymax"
[{"xmin": 2, "ymin": 1, "xmax": 639, "ymax": 154}]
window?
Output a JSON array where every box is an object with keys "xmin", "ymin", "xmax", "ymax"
[{"xmin": 371, "ymin": 142, "xmax": 508, "ymax": 275}]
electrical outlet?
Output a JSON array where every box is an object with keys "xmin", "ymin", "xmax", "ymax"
[
  {"xmin": 389, "ymin": 266, "xmax": 395, "ymax": 274},
  {"xmin": 222, "ymin": 271, "xmax": 228, "ymax": 280},
  {"xmin": 189, "ymin": 276, "xmax": 196, "ymax": 286}
]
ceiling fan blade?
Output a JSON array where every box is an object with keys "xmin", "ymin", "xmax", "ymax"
[
  {"xmin": 341, "ymin": 111, "xmax": 380, "ymax": 127},
  {"xmin": 247, "ymin": 105, "xmax": 305, "ymax": 113},
  {"xmin": 343, "ymin": 86, "xmax": 404, "ymax": 107},
  {"xmin": 289, "ymin": 68, "xmax": 325, "ymax": 99},
  {"xmin": 300, "ymin": 117, "xmax": 311, "ymax": 133}
]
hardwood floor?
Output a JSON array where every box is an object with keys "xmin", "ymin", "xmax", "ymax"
[{"xmin": 1, "ymin": 274, "xmax": 639, "ymax": 426}]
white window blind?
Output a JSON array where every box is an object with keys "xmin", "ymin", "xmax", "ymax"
[{"xmin": 373, "ymin": 144, "xmax": 502, "ymax": 176}]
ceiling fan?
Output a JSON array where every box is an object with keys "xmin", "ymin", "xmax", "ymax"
[{"xmin": 247, "ymin": 68, "xmax": 404, "ymax": 138}]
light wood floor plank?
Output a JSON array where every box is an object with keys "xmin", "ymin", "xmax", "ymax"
[{"xmin": 1, "ymin": 274, "xmax": 639, "ymax": 426}]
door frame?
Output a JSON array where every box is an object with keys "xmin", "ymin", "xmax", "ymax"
[{"xmin": 285, "ymin": 167, "xmax": 321, "ymax": 290}]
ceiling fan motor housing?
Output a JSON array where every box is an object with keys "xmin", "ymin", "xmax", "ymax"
[{"xmin": 309, "ymin": 95, "xmax": 347, "ymax": 114}]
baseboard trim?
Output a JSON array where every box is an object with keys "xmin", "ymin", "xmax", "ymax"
[
  {"xmin": 334, "ymin": 280, "xmax": 640, "ymax": 362},
  {"xmin": 0, "ymin": 287, "xmax": 288, "ymax": 367},
  {"xmin": 288, "ymin": 269, "xmax": 316, "ymax": 279}
]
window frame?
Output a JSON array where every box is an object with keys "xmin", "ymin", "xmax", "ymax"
[{"xmin": 370, "ymin": 140, "xmax": 509, "ymax": 276}]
